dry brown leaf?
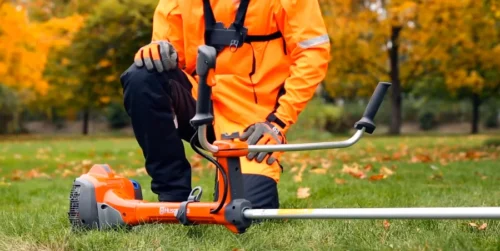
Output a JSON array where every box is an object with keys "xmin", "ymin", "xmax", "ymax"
[
  {"xmin": 293, "ymin": 163, "xmax": 308, "ymax": 183},
  {"xmin": 411, "ymin": 154, "xmax": 432, "ymax": 163},
  {"xmin": 380, "ymin": 166, "xmax": 394, "ymax": 176},
  {"xmin": 342, "ymin": 163, "xmax": 366, "ymax": 179},
  {"xmin": 392, "ymin": 152, "xmax": 402, "ymax": 160},
  {"xmin": 334, "ymin": 178, "xmax": 347, "ymax": 185},
  {"xmin": 466, "ymin": 150, "xmax": 485, "ymax": 160},
  {"xmin": 468, "ymin": 222, "xmax": 478, "ymax": 227},
  {"xmin": 364, "ymin": 164, "xmax": 373, "ymax": 171},
  {"xmin": 11, "ymin": 170, "xmax": 22, "ymax": 181},
  {"xmin": 297, "ymin": 187, "xmax": 310, "ymax": 199},
  {"xmin": 369, "ymin": 174, "xmax": 386, "ymax": 181},
  {"xmin": 478, "ymin": 223, "xmax": 487, "ymax": 230},
  {"xmin": 321, "ymin": 160, "xmax": 332, "ymax": 169},
  {"xmin": 310, "ymin": 168, "xmax": 327, "ymax": 174},
  {"xmin": 119, "ymin": 169, "xmax": 137, "ymax": 177},
  {"xmin": 191, "ymin": 154, "xmax": 203, "ymax": 168},
  {"xmin": 383, "ymin": 220, "xmax": 390, "ymax": 230},
  {"xmin": 61, "ymin": 169, "xmax": 74, "ymax": 178},
  {"xmin": 136, "ymin": 167, "xmax": 147, "ymax": 175}
]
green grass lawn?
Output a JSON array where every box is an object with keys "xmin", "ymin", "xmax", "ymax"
[{"xmin": 0, "ymin": 133, "xmax": 499, "ymax": 250}]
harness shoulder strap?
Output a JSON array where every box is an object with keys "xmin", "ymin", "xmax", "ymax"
[
  {"xmin": 203, "ymin": 0, "xmax": 283, "ymax": 50},
  {"xmin": 202, "ymin": 0, "xmax": 216, "ymax": 44},
  {"xmin": 234, "ymin": 0, "xmax": 250, "ymax": 29}
]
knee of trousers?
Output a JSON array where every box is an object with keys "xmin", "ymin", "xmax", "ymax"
[
  {"xmin": 120, "ymin": 64, "xmax": 167, "ymax": 96},
  {"xmin": 120, "ymin": 64, "xmax": 172, "ymax": 110}
]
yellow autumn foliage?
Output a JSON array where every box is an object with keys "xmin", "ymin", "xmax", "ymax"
[
  {"xmin": 0, "ymin": 3, "xmax": 84, "ymax": 100},
  {"xmin": 321, "ymin": 0, "xmax": 499, "ymax": 97}
]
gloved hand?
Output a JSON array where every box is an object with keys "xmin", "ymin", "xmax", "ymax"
[
  {"xmin": 240, "ymin": 121, "xmax": 286, "ymax": 165},
  {"xmin": 134, "ymin": 41, "xmax": 178, "ymax": 72}
]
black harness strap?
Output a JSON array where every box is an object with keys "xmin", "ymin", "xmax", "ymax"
[
  {"xmin": 246, "ymin": 31, "xmax": 282, "ymax": 42},
  {"xmin": 233, "ymin": 0, "xmax": 250, "ymax": 29},
  {"xmin": 202, "ymin": 0, "xmax": 282, "ymax": 50},
  {"xmin": 203, "ymin": 0, "xmax": 217, "ymax": 47},
  {"xmin": 201, "ymin": 0, "xmax": 285, "ymax": 105}
]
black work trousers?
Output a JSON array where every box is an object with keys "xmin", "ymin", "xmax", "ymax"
[{"xmin": 120, "ymin": 64, "xmax": 279, "ymax": 209}]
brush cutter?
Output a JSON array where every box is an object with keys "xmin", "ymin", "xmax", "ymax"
[{"xmin": 67, "ymin": 45, "xmax": 500, "ymax": 234}]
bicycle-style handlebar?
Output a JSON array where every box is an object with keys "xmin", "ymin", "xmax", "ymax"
[{"xmin": 190, "ymin": 45, "xmax": 391, "ymax": 153}]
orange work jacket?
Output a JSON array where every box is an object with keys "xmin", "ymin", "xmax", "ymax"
[{"xmin": 152, "ymin": 0, "xmax": 330, "ymax": 181}]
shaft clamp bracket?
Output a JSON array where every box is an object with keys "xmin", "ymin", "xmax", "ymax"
[{"xmin": 175, "ymin": 186, "xmax": 203, "ymax": 225}]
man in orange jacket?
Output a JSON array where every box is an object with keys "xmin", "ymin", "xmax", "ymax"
[{"xmin": 120, "ymin": 0, "xmax": 330, "ymax": 209}]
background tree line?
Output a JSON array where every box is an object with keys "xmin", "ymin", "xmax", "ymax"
[{"xmin": 0, "ymin": 0, "xmax": 498, "ymax": 135}]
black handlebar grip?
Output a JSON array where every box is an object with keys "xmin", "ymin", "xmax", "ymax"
[
  {"xmin": 190, "ymin": 45, "xmax": 217, "ymax": 127},
  {"xmin": 354, "ymin": 82, "xmax": 391, "ymax": 134}
]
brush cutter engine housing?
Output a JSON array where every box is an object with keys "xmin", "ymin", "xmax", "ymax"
[{"xmin": 68, "ymin": 164, "xmax": 142, "ymax": 230}]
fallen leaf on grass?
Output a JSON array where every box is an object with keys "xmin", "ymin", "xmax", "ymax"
[
  {"xmin": 136, "ymin": 167, "xmax": 147, "ymax": 175},
  {"xmin": 383, "ymin": 220, "xmax": 390, "ymax": 230},
  {"xmin": 293, "ymin": 174, "xmax": 302, "ymax": 182},
  {"xmin": 297, "ymin": 187, "xmax": 310, "ymax": 199},
  {"xmin": 380, "ymin": 166, "xmax": 394, "ymax": 176},
  {"xmin": 26, "ymin": 169, "xmax": 50, "ymax": 179},
  {"xmin": 468, "ymin": 222, "xmax": 487, "ymax": 230},
  {"xmin": 335, "ymin": 178, "xmax": 347, "ymax": 185},
  {"xmin": 465, "ymin": 150, "xmax": 486, "ymax": 160},
  {"xmin": 392, "ymin": 152, "xmax": 403, "ymax": 160},
  {"xmin": 342, "ymin": 163, "xmax": 366, "ymax": 179},
  {"xmin": 309, "ymin": 168, "xmax": 327, "ymax": 174},
  {"xmin": 119, "ymin": 169, "xmax": 137, "ymax": 177},
  {"xmin": 61, "ymin": 169, "xmax": 74, "ymax": 178},
  {"xmin": 410, "ymin": 154, "xmax": 432, "ymax": 163},
  {"xmin": 191, "ymin": 154, "xmax": 203, "ymax": 168},
  {"xmin": 369, "ymin": 174, "xmax": 386, "ymax": 181},
  {"xmin": 293, "ymin": 163, "xmax": 308, "ymax": 183},
  {"xmin": 321, "ymin": 159, "xmax": 332, "ymax": 169},
  {"xmin": 364, "ymin": 164, "xmax": 373, "ymax": 171}
]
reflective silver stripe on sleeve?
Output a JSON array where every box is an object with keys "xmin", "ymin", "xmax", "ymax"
[{"xmin": 298, "ymin": 34, "xmax": 330, "ymax": 48}]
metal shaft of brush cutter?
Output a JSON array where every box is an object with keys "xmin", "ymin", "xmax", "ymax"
[{"xmin": 243, "ymin": 207, "xmax": 500, "ymax": 219}]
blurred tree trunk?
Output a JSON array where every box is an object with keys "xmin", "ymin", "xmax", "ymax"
[
  {"xmin": 82, "ymin": 106, "xmax": 90, "ymax": 135},
  {"xmin": 471, "ymin": 93, "xmax": 481, "ymax": 134},
  {"xmin": 0, "ymin": 113, "xmax": 12, "ymax": 134},
  {"xmin": 389, "ymin": 26, "xmax": 402, "ymax": 135}
]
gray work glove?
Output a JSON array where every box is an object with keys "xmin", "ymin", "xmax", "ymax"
[
  {"xmin": 134, "ymin": 41, "xmax": 178, "ymax": 72},
  {"xmin": 240, "ymin": 122, "xmax": 286, "ymax": 165}
]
